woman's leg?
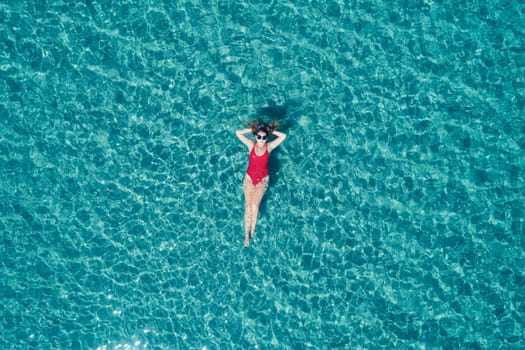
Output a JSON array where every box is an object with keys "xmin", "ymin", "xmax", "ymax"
[
  {"xmin": 243, "ymin": 176, "xmax": 268, "ymax": 246},
  {"xmin": 243, "ymin": 176, "xmax": 255, "ymax": 246},
  {"xmin": 247, "ymin": 176, "xmax": 268, "ymax": 238}
]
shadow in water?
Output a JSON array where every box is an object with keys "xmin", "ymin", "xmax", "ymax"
[{"xmin": 256, "ymin": 99, "xmax": 300, "ymax": 133}]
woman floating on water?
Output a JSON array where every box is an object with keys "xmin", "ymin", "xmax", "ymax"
[{"xmin": 236, "ymin": 120, "xmax": 287, "ymax": 247}]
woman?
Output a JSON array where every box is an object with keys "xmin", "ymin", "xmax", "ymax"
[{"xmin": 236, "ymin": 120, "xmax": 287, "ymax": 247}]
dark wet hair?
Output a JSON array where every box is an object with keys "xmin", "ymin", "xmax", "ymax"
[{"xmin": 246, "ymin": 119, "xmax": 279, "ymax": 136}]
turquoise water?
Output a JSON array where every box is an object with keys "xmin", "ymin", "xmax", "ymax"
[{"xmin": 1, "ymin": 0, "xmax": 524, "ymax": 348}]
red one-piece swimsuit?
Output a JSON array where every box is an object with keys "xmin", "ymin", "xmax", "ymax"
[{"xmin": 246, "ymin": 145, "xmax": 269, "ymax": 185}]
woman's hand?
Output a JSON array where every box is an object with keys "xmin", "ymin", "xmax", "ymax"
[
  {"xmin": 267, "ymin": 130, "xmax": 286, "ymax": 152},
  {"xmin": 236, "ymin": 128, "xmax": 254, "ymax": 149}
]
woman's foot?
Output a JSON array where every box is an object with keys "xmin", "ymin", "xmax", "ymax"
[{"xmin": 244, "ymin": 234, "xmax": 250, "ymax": 247}]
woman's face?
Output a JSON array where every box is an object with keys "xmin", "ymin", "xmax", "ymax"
[{"xmin": 255, "ymin": 131, "xmax": 268, "ymax": 144}]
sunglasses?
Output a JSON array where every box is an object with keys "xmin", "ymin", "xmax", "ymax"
[{"xmin": 256, "ymin": 134, "xmax": 268, "ymax": 140}]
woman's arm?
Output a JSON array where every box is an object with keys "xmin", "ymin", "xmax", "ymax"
[
  {"xmin": 236, "ymin": 128, "xmax": 254, "ymax": 150},
  {"xmin": 268, "ymin": 130, "xmax": 286, "ymax": 152}
]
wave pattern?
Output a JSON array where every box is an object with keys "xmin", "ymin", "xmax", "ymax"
[{"xmin": 1, "ymin": 0, "xmax": 523, "ymax": 349}]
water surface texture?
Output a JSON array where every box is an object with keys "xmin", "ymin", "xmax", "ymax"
[{"xmin": 1, "ymin": 0, "xmax": 524, "ymax": 349}]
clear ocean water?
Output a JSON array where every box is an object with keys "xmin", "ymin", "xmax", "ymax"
[{"xmin": 1, "ymin": 0, "xmax": 523, "ymax": 349}]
